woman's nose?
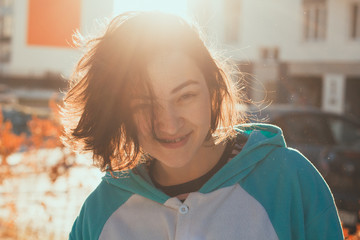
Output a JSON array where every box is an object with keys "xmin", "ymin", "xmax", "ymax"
[{"xmin": 155, "ymin": 105, "xmax": 183, "ymax": 136}]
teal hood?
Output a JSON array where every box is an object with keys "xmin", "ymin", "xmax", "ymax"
[
  {"xmin": 102, "ymin": 123, "xmax": 287, "ymax": 203},
  {"xmin": 71, "ymin": 123, "xmax": 343, "ymax": 240}
]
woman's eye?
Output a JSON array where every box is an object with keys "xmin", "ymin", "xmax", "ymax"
[{"xmin": 179, "ymin": 93, "xmax": 197, "ymax": 102}]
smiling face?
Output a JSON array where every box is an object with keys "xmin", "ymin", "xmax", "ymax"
[{"xmin": 131, "ymin": 51, "xmax": 212, "ymax": 171}]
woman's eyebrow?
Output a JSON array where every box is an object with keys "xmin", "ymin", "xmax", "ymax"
[
  {"xmin": 171, "ymin": 80, "xmax": 199, "ymax": 94},
  {"xmin": 131, "ymin": 95, "xmax": 152, "ymax": 101}
]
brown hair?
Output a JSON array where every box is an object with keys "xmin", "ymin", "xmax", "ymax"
[{"xmin": 61, "ymin": 11, "xmax": 244, "ymax": 172}]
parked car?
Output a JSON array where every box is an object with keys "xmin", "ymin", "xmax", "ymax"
[
  {"xmin": 1, "ymin": 106, "xmax": 32, "ymax": 136},
  {"xmin": 248, "ymin": 104, "xmax": 360, "ymax": 230}
]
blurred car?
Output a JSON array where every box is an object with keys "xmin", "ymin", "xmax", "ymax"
[
  {"xmin": 248, "ymin": 104, "xmax": 360, "ymax": 230},
  {"xmin": 1, "ymin": 106, "xmax": 32, "ymax": 136}
]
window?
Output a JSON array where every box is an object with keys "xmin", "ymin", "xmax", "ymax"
[
  {"xmin": 350, "ymin": 3, "xmax": 360, "ymax": 40},
  {"xmin": 223, "ymin": 0, "xmax": 241, "ymax": 43},
  {"xmin": 0, "ymin": 0, "xmax": 13, "ymax": 63},
  {"xmin": 275, "ymin": 114, "xmax": 334, "ymax": 145},
  {"xmin": 0, "ymin": 0, "xmax": 13, "ymax": 7},
  {"xmin": 0, "ymin": 42, "xmax": 10, "ymax": 62},
  {"xmin": 327, "ymin": 116, "xmax": 360, "ymax": 149},
  {"xmin": 259, "ymin": 47, "xmax": 279, "ymax": 61},
  {"xmin": 0, "ymin": 15, "xmax": 12, "ymax": 41},
  {"xmin": 303, "ymin": 0, "xmax": 327, "ymax": 41}
]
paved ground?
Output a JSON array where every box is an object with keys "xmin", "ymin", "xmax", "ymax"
[{"xmin": 0, "ymin": 149, "xmax": 103, "ymax": 239}]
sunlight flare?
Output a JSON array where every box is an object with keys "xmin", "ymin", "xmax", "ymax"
[{"xmin": 114, "ymin": 0, "xmax": 189, "ymax": 19}]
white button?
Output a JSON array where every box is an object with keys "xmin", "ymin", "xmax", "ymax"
[{"xmin": 179, "ymin": 204, "xmax": 189, "ymax": 214}]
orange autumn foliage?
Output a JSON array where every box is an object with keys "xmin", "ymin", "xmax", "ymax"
[
  {"xmin": 0, "ymin": 107, "xmax": 26, "ymax": 165},
  {"xmin": 1, "ymin": 100, "xmax": 359, "ymax": 238},
  {"xmin": 27, "ymin": 116, "xmax": 62, "ymax": 149},
  {"xmin": 0, "ymin": 98, "xmax": 75, "ymax": 184},
  {"xmin": 343, "ymin": 223, "xmax": 360, "ymax": 239},
  {"xmin": 25, "ymin": 99, "xmax": 76, "ymax": 182},
  {"xmin": 27, "ymin": 99, "xmax": 63, "ymax": 149},
  {"xmin": 0, "ymin": 100, "xmax": 78, "ymax": 238}
]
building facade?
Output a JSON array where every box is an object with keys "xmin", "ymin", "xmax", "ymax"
[
  {"xmin": 0, "ymin": 0, "xmax": 114, "ymax": 113},
  {"xmin": 1, "ymin": 0, "xmax": 359, "ymax": 119},
  {"xmin": 189, "ymin": 0, "xmax": 360, "ymax": 119},
  {"xmin": 0, "ymin": 0, "xmax": 113, "ymax": 83}
]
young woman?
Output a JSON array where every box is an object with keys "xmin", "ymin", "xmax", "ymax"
[{"xmin": 64, "ymin": 11, "xmax": 343, "ymax": 240}]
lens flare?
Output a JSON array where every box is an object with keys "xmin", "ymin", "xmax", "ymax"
[{"xmin": 113, "ymin": 0, "xmax": 189, "ymax": 19}]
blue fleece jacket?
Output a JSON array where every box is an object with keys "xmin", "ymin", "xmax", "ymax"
[{"xmin": 69, "ymin": 124, "xmax": 343, "ymax": 239}]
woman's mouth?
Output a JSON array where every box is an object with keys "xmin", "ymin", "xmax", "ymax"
[{"xmin": 156, "ymin": 132, "xmax": 192, "ymax": 148}]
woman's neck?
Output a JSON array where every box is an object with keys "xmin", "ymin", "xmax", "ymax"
[{"xmin": 151, "ymin": 140, "xmax": 227, "ymax": 186}]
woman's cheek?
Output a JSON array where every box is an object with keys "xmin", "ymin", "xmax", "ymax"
[{"xmin": 134, "ymin": 113, "xmax": 152, "ymax": 138}]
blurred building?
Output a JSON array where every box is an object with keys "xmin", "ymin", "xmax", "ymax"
[
  {"xmin": 1, "ymin": 0, "xmax": 359, "ymax": 119},
  {"xmin": 0, "ymin": 0, "xmax": 113, "ymax": 113},
  {"xmin": 189, "ymin": 0, "xmax": 360, "ymax": 119}
]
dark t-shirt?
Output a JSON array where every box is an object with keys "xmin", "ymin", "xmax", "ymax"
[{"xmin": 150, "ymin": 135, "xmax": 247, "ymax": 200}]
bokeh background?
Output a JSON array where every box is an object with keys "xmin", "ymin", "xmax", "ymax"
[{"xmin": 0, "ymin": 0, "xmax": 359, "ymax": 239}]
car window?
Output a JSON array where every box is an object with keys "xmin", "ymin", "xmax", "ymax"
[
  {"xmin": 274, "ymin": 114, "xmax": 335, "ymax": 145},
  {"xmin": 326, "ymin": 116, "xmax": 360, "ymax": 148}
]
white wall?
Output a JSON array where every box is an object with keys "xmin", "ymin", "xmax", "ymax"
[
  {"xmin": 206, "ymin": 0, "xmax": 360, "ymax": 62},
  {"xmin": 5, "ymin": 0, "xmax": 360, "ymax": 79},
  {"xmin": 6, "ymin": 0, "xmax": 114, "ymax": 79},
  {"xmin": 284, "ymin": 0, "xmax": 360, "ymax": 61}
]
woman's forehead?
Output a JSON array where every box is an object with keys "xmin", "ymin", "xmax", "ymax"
[
  {"xmin": 126, "ymin": 51, "xmax": 207, "ymax": 101},
  {"xmin": 144, "ymin": 51, "xmax": 205, "ymax": 95}
]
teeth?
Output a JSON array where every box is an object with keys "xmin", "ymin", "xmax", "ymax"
[{"xmin": 161, "ymin": 136, "xmax": 185, "ymax": 143}]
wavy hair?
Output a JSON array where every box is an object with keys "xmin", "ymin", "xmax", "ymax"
[{"xmin": 61, "ymin": 11, "xmax": 244, "ymax": 172}]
